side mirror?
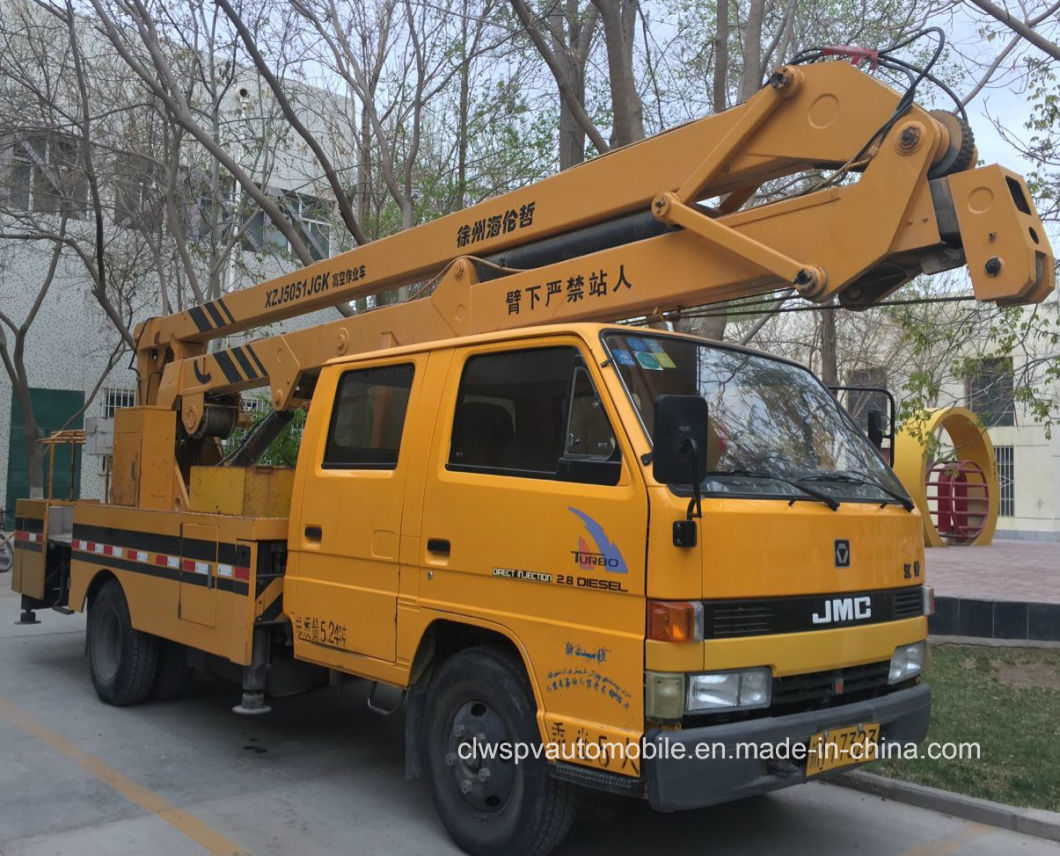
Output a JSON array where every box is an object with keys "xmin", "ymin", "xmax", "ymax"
[{"xmin": 652, "ymin": 395, "xmax": 709, "ymax": 485}]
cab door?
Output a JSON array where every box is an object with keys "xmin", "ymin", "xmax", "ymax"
[
  {"xmin": 418, "ymin": 339, "xmax": 647, "ymax": 740},
  {"xmin": 287, "ymin": 357, "xmax": 423, "ymax": 664}
]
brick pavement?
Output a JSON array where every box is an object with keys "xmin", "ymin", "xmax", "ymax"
[{"xmin": 926, "ymin": 539, "xmax": 1059, "ymax": 604}]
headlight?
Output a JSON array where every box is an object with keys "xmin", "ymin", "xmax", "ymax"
[
  {"xmin": 686, "ymin": 668, "xmax": 772, "ymax": 712},
  {"xmin": 889, "ymin": 641, "xmax": 926, "ymax": 683}
]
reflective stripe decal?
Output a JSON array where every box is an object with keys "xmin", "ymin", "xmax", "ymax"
[{"xmin": 69, "ymin": 524, "xmax": 254, "ymax": 596}]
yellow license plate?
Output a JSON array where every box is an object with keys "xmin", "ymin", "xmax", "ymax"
[{"xmin": 806, "ymin": 722, "xmax": 880, "ymax": 777}]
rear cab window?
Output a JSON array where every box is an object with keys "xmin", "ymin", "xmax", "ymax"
[{"xmin": 323, "ymin": 363, "xmax": 415, "ymax": 469}]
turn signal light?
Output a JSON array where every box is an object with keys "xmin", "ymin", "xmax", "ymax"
[{"xmin": 647, "ymin": 600, "xmax": 703, "ymax": 642}]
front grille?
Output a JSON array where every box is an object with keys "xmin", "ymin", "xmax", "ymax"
[
  {"xmin": 772, "ymin": 660, "xmax": 892, "ymax": 713},
  {"xmin": 893, "ymin": 587, "xmax": 923, "ymax": 619},
  {"xmin": 710, "ymin": 604, "xmax": 774, "ymax": 637},
  {"xmin": 701, "ymin": 586, "xmax": 924, "ymax": 638}
]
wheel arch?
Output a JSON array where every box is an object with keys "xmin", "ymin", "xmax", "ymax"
[
  {"xmin": 404, "ymin": 616, "xmax": 543, "ymax": 780},
  {"xmin": 83, "ymin": 568, "xmax": 120, "ymax": 612}
]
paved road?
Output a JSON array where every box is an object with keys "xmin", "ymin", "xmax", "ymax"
[{"xmin": 0, "ymin": 587, "xmax": 1056, "ymax": 856}]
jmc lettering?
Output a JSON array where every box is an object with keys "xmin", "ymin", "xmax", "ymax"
[{"xmin": 811, "ymin": 596, "xmax": 872, "ymax": 625}]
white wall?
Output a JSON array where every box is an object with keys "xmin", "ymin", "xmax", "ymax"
[{"xmin": 0, "ymin": 236, "xmax": 340, "ymax": 517}]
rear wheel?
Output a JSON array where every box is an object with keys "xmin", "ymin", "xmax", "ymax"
[
  {"xmin": 151, "ymin": 639, "xmax": 192, "ymax": 701},
  {"xmin": 87, "ymin": 580, "xmax": 159, "ymax": 705},
  {"xmin": 424, "ymin": 646, "xmax": 576, "ymax": 856}
]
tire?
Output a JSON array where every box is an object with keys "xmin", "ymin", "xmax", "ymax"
[
  {"xmin": 423, "ymin": 646, "xmax": 576, "ymax": 856},
  {"xmin": 151, "ymin": 639, "xmax": 192, "ymax": 701},
  {"xmin": 87, "ymin": 580, "xmax": 159, "ymax": 706}
]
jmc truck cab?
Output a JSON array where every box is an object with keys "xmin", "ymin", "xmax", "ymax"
[
  {"xmin": 284, "ymin": 323, "xmax": 932, "ymax": 848},
  {"xmin": 11, "ymin": 55, "xmax": 1053, "ymax": 856}
]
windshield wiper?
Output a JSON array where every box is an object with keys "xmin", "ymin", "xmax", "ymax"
[
  {"xmin": 718, "ymin": 469, "xmax": 840, "ymax": 511},
  {"xmin": 800, "ymin": 471, "xmax": 914, "ymax": 511}
]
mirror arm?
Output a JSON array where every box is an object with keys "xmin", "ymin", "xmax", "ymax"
[
  {"xmin": 686, "ymin": 492, "xmax": 701, "ymax": 521},
  {"xmin": 684, "ymin": 439, "xmax": 703, "ymax": 520}
]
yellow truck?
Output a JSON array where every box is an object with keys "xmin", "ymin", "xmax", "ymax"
[{"xmin": 11, "ymin": 54, "xmax": 1055, "ymax": 856}]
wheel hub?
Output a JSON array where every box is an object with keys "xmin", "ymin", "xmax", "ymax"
[
  {"xmin": 446, "ymin": 699, "xmax": 516, "ymax": 812},
  {"xmin": 92, "ymin": 606, "xmax": 122, "ymax": 682}
]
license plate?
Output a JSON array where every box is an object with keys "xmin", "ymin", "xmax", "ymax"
[{"xmin": 805, "ymin": 722, "xmax": 880, "ymax": 777}]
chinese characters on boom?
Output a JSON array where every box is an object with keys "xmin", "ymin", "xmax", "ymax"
[
  {"xmin": 506, "ymin": 264, "xmax": 635, "ymax": 316},
  {"xmin": 455, "ymin": 201, "xmax": 536, "ymax": 247}
]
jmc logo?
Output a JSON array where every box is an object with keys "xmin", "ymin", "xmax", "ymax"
[{"xmin": 812, "ymin": 596, "xmax": 872, "ymax": 625}]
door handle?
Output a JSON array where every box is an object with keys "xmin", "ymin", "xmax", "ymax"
[
  {"xmin": 304, "ymin": 525, "xmax": 323, "ymax": 541},
  {"xmin": 426, "ymin": 538, "xmax": 450, "ymax": 555}
]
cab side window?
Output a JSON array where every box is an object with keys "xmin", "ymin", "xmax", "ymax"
[
  {"xmin": 448, "ymin": 347, "xmax": 620, "ymax": 484},
  {"xmin": 323, "ymin": 364, "xmax": 414, "ymax": 469},
  {"xmin": 565, "ymin": 366, "xmax": 617, "ymax": 460}
]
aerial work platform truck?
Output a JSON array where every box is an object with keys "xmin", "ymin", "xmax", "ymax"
[{"xmin": 12, "ymin": 51, "xmax": 1054, "ymax": 856}]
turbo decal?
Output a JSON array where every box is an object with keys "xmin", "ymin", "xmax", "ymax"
[{"xmin": 567, "ymin": 507, "xmax": 628, "ymax": 574}]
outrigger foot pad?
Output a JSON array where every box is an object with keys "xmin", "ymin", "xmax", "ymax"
[
  {"xmin": 233, "ymin": 692, "xmax": 271, "ymax": 715},
  {"xmin": 16, "ymin": 610, "xmax": 40, "ymax": 625}
]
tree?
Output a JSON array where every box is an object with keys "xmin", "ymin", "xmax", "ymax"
[
  {"xmin": 0, "ymin": 0, "xmax": 142, "ymax": 497},
  {"xmin": 510, "ymin": 0, "xmax": 606, "ymax": 168},
  {"xmin": 86, "ymin": 0, "xmax": 332, "ymax": 272}
]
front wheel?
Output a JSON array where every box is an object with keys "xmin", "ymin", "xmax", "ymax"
[
  {"xmin": 87, "ymin": 580, "xmax": 159, "ymax": 705},
  {"xmin": 424, "ymin": 646, "xmax": 576, "ymax": 856}
]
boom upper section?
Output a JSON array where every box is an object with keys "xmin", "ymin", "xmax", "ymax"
[{"xmin": 133, "ymin": 60, "xmax": 1054, "ymax": 439}]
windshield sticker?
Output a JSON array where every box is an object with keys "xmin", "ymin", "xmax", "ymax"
[
  {"xmin": 627, "ymin": 337, "xmax": 649, "ymax": 352},
  {"xmin": 635, "ymin": 351, "xmax": 662, "ymax": 370},
  {"xmin": 645, "ymin": 339, "xmax": 665, "ymax": 353},
  {"xmin": 613, "ymin": 348, "xmax": 635, "ymax": 367},
  {"xmin": 655, "ymin": 352, "xmax": 676, "ymax": 369},
  {"xmin": 568, "ymin": 507, "xmax": 628, "ymax": 574}
]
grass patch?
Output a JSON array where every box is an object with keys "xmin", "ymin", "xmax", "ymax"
[{"xmin": 869, "ymin": 643, "xmax": 1060, "ymax": 812}]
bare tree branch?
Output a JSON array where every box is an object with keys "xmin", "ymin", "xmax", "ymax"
[
  {"xmin": 509, "ymin": 0, "xmax": 611, "ymax": 155},
  {"xmin": 965, "ymin": 0, "xmax": 1060, "ymax": 61},
  {"xmin": 214, "ymin": 0, "xmax": 369, "ymax": 246}
]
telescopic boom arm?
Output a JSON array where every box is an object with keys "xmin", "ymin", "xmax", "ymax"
[{"xmin": 133, "ymin": 61, "xmax": 1054, "ymax": 438}]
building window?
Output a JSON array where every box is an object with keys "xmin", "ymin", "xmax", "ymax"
[
  {"xmin": 244, "ymin": 189, "xmax": 331, "ymax": 261},
  {"xmin": 242, "ymin": 395, "xmax": 270, "ymax": 416},
  {"xmin": 183, "ymin": 174, "xmax": 236, "ymax": 244},
  {"xmin": 103, "ymin": 387, "xmax": 136, "ymax": 418},
  {"xmin": 113, "ymin": 153, "xmax": 163, "ymax": 228},
  {"xmin": 323, "ymin": 364, "xmax": 414, "ymax": 469},
  {"xmin": 845, "ymin": 367, "xmax": 889, "ymax": 425},
  {"xmin": 965, "ymin": 356, "xmax": 1015, "ymax": 427},
  {"xmin": 995, "ymin": 444, "xmax": 1014, "ymax": 517},
  {"xmin": 8, "ymin": 134, "xmax": 88, "ymax": 218}
]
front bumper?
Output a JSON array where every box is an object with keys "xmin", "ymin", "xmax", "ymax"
[{"xmin": 644, "ymin": 682, "xmax": 931, "ymax": 811}]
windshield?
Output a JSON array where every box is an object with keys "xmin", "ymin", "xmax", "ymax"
[{"xmin": 602, "ymin": 332, "xmax": 909, "ymax": 504}]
